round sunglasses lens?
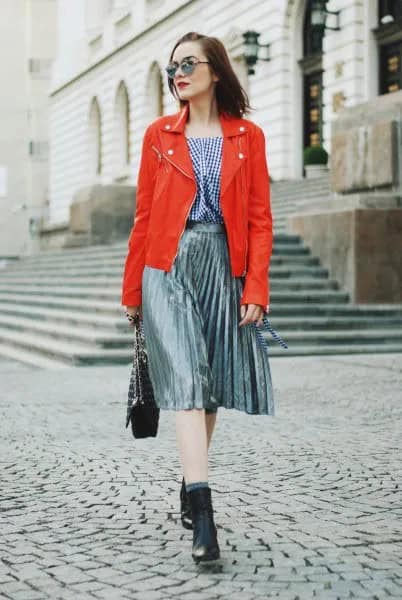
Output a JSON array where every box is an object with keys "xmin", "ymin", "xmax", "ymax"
[
  {"xmin": 166, "ymin": 65, "xmax": 176, "ymax": 78},
  {"xmin": 181, "ymin": 61, "xmax": 195, "ymax": 75}
]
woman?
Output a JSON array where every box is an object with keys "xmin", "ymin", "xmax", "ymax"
[{"xmin": 121, "ymin": 31, "xmax": 278, "ymax": 563}]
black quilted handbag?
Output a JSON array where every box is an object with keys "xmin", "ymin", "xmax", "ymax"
[{"xmin": 126, "ymin": 313, "xmax": 159, "ymax": 438}]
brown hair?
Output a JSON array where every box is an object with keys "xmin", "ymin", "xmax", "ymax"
[{"xmin": 167, "ymin": 32, "xmax": 253, "ymax": 118}]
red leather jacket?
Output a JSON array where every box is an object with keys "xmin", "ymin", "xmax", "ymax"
[{"xmin": 121, "ymin": 103, "xmax": 273, "ymax": 311}]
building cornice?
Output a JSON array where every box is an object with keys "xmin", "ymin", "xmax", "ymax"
[{"xmin": 50, "ymin": 0, "xmax": 196, "ymax": 97}]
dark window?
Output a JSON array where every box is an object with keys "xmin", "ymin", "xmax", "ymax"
[
  {"xmin": 380, "ymin": 41, "xmax": 402, "ymax": 93},
  {"xmin": 303, "ymin": 73, "xmax": 323, "ymax": 148},
  {"xmin": 376, "ymin": 1, "xmax": 402, "ymax": 94},
  {"xmin": 301, "ymin": 0, "xmax": 324, "ymax": 149}
]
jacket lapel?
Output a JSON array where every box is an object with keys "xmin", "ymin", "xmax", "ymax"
[{"xmin": 157, "ymin": 103, "xmax": 247, "ymax": 196}]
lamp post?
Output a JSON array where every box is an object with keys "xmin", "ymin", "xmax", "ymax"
[
  {"xmin": 242, "ymin": 30, "xmax": 271, "ymax": 76},
  {"xmin": 311, "ymin": 0, "xmax": 341, "ymax": 31}
]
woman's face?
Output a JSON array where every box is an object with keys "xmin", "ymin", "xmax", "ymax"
[{"xmin": 171, "ymin": 41, "xmax": 219, "ymax": 101}]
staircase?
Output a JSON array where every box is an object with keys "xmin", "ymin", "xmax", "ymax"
[
  {"xmin": 271, "ymin": 172, "xmax": 332, "ymax": 233},
  {"xmin": 0, "ymin": 224, "xmax": 402, "ymax": 367}
]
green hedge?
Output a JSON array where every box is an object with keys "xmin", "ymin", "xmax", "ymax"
[{"xmin": 303, "ymin": 145, "xmax": 328, "ymax": 166}]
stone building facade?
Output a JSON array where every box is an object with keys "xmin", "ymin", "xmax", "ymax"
[{"xmin": 47, "ymin": 0, "xmax": 402, "ymax": 227}]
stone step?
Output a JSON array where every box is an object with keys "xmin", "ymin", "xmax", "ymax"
[
  {"xmin": 0, "ymin": 343, "xmax": 70, "ymax": 369},
  {"xmin": 0, "ymin": 277, "xmax": 339, "ymax": 291},
  {"xmin": 4, "ymin": 254, "xmax": 321, "ymax": 273},
  {"xmin": 269, "ymin": 303, "xmax": 402, "ymax": 317},
  {"xmin": 7, "ymin": 235, "xmax": 303, "ymax": 264},
  {"xmin": 0, "ymin": 311, "xmax": 401, "ymax": 350},
  {"xmin": 0, "ymin": 287, "xmax": 349, "ymax": 303},
  {"xmin": 268, "ymin": 343, "xmax": 402, "ymax": 356},
  {"xmin": 272, "ymin": 193, "xmax": 330, "ymax": 207},
  {"xmin": 0, "ymin": 327, "xmax": 131, "ymax": 366},
  {"xmin": 0, "ymin": 303, "xmax": 400, "ymax": 333},
  {"xmin": 6, "ymin": 244, "xmax": 311, "ymax": 269},
  {"xmin": 272, "ymin": 204, "xmax": 329, "ymax": 214},
  {"xmin": 272, "ymin": 193, "xmax": 330, "ymax": 203},
  {"xmin": 0, "ymin": 313, "xmax": 130, "ymax": 348},
  {"xmin": 272, "ymin": 181, "xmax": 331, "ymax": 193},
  {"xmin": 17, "ymin": 233, "xmax": 302, "ymax": 262},
  {"xmin": 1, "ymin": 323, "xmax": 401, "ymax": 367},
  {"xmin": 0, "ymin": 293, "xmax": 122, "ymax": 315},
  {"xmin": 273, "ymin": 206, "xmax": 298, "ymax": 215},
  {"xmin": 272, "ymin": 328, "xmax": 402, "ymax": 346},
  {"xmin": 39, "ymin": 231, "xmax": 305, "ymax": 254},
  {"xmin": 0, "ymin": 264, "xmax": 330, "ymax": 280},
  {"xmin": 271, "ymin": 176, "xmax": 331, "ymax": 196},
  {"xmin": 0, "ymin": 293, "xmax": 400, "ymax": 318},
  {"xmin": 0, "ymin": 303, "xmax": 124, "ymax": 330},
  {"xmin": 268, "ymin": 315, "xmax": 402, "ymax": 330}
]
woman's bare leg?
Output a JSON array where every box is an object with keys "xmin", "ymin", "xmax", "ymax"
[
  {"xmin": 205, "ymin": 411, "xmax": 217, "ymax": 449},
  {"xmin": 176, "ymin": 409, "xmax": 208, "ymax": 485}
]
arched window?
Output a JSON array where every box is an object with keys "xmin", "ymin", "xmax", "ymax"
[
  {"xmin": 376, "ymin": 1, "xmax": 402, "ymax": 94},
  {"xmin": 89, "ymin": 97, "xmax": 102, "ymax": 176},
  {"xmin": 114, "ymin": 81, "xmax": 130, "ymax": 172},
  {"xmin": 145, "ymin": 62, "xmax": 164, "ymax": 121},
  {"xmin": 300, "ymin": 0, "xmax": 325, "ymax": 148}
]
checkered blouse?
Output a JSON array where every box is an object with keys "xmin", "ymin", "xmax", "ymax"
[{"xmin": 186, "ymin": 136, "xmax": 224, "ymax": 223}]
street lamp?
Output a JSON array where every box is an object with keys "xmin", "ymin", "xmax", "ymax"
[
  {"xmin": 242, "ymin": 30, "xmax": 271, "ymax": 76},
  {"xmin": 311, "ymin": 0, "xmax": 341, "ymax": 31},
  {"xmin": 380, "ymin": 13, "xmax": 395, "ymax": 25}
]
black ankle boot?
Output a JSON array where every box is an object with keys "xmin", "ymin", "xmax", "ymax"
[
  {"xmin": 180, "ymin": 477, "xmax": 193, "ymax": 530},
  {"xmin": 187, "ymin": 486, "xmax": 220, "ymax": 563}
]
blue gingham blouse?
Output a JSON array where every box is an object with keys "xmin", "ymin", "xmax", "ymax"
[
  {"xmin": 186, "ymin": 136, "xmax": 288, "ymax": 351},
  {"xmin": 186, "ymin": 136, "xmax": 224, "ymax": 223}
]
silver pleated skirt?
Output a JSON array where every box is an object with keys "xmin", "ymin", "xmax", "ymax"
[{"xmin": 141, "ymin": 222, "xmax": 275, "ymax": 416}]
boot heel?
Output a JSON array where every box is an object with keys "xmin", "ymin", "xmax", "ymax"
[{"xmin": 188, "ymin": 487, "xmax": 220, "ymax": 562}]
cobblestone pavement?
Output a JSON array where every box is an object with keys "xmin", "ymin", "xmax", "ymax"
[{"xmin": 0, "ymin": 353, "xmax": 401, "ymax": 600}]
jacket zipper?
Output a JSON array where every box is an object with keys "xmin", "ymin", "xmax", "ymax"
[
  {"xmin": 171, "ymin": 187, "xmax": 197, "ymax": 265},
  {"xmin": 161, "ymin": 152, "xmax": 197, "ymax": 266},
  {"xmin": 151, "ymin": 144, "xmax": 162, "ymax": 160},
  {"xmin": 161, "ymin": 152, "xmax": 192, "ymax": 179},
  {"xmin": 238, "ymin": 135, "xmax": 248, "ymax": 277},
  {"xmin": 151, "ymin": 144, "xmax": 169, "ymax": 173}
]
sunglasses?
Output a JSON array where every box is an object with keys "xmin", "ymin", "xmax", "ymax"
[{"xmin": 165, "ymin": 57, "xmax": 210, "ymax": 79}]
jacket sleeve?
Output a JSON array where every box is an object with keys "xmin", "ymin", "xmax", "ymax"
[
  {"xmin": 239, "ymin": 125, "xmax": 273, "ymax": 312},
  {"xmin": 121, "ymin": 125, "xmax": 158, "ymax": 306}
]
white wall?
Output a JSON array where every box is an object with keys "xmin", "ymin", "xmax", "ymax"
[
  {"xmin": 52, "ymin": 0, "xmax": 87, "ymax": 89},
  {"xmin": 0, "ymin": 0, "xmax": 57, "ymax": 256}
]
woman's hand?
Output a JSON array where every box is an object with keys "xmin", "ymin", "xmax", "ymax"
[
  {"xmin": 239, "ymin": 303, "xmax": 268, "ymax": 327},
  {"xmin": 125, "ymin": 305, "xmax": 142, "ymax": 326}
]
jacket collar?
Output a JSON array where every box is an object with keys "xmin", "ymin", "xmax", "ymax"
[
  {"xmin": 157, "ymin": 103, "xmax": 248, "ymax": 196},
  {"xmin": 159, "ymin": 102, "xmax": 248, "ymax": 137}
]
